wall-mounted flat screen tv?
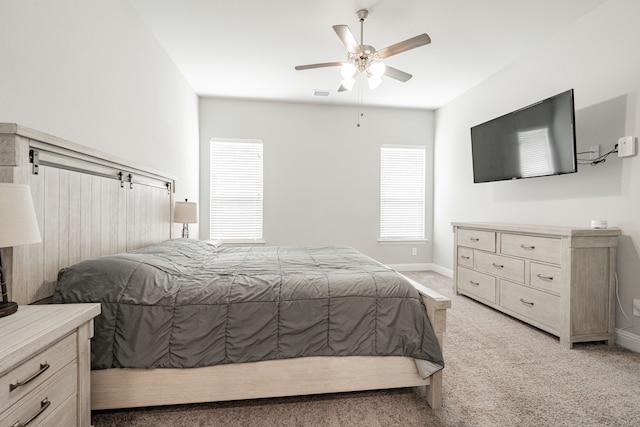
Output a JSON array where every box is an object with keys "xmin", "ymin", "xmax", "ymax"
[{"xmin": 470, "ymin": 89, "xmax": 577, "ymax": 183}]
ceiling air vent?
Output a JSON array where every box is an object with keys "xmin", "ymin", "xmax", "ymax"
[{"xmin": 312, "ymin": 90, "xmax": 331, "ymax": 97}]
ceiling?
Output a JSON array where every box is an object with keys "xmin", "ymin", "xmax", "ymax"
[{"xmin": 129, "ymin": 0, "xmax": 607, "ymax": 110}]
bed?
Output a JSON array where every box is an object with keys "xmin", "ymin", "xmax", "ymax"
[{"xmin": 0, "ymin": 123, "xmax": 450, "ymax": 411}]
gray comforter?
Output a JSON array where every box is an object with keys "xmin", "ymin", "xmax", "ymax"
[{"xmin": 53, "ymin": 239, "xmax": 443, "ymax": 376}]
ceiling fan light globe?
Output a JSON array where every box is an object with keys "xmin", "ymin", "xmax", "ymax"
[
  {"xmin": 367, "ymin": 75, "xmax": 382, "ymax": 89},
  {"xmin": 340, "ymin": 63, "xmax": 357, "ymax": 79},
  {"xmin": 369, "ymin": 61, "xmax": 386, "ymax": 78},
  {"xmin": 341, "ymin": 77, "xmax": 355, "ymax": 91}
]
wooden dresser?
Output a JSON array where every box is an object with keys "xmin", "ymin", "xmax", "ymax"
[
  {"xmin": 452, "ymin": 223, "xmax": 620, "ymax": 348},
  {"xmin": 0, "ymin": 304, "xmax": 100, "ymax": 426}
]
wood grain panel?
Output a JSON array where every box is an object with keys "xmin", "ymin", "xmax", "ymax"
[
  {"xmin": 80, "ymin": 174, "xmax": 93, "ymax": 262},
  {"xmin": 58, "ymin": 170, "xmax": 71, "ymax": 273},
  {"xmin": 68, "ymin": 172, "xmax": 82, "ymax": 266},
  {"xmin": 43, "ymin": 166, "xmax": 60, "ymax": 294},
  {"xmin": 571, "ymin": 248, "xmax": 609, "ymax": 335}
]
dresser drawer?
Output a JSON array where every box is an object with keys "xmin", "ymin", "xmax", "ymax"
[
  {"xmin": 457, "ymin": 247, "xmax": 474, "ymax": 268},
  {"xmin": 501, "ymin": 233, "xmax": 562, "ymax": 264},
  {"xmin": 0, "ymin": 333, "xmax": 76, "ymax": 410},
  {"xmin": 530, "ymin": 263, "xmax": 562, "ymax": 294},
  {"xmin": 475, "ymin": 252, "xmax": 524, "ymax": 283},
  {"xmin": 0, "ymin": 361, "xmax": 77, "ymax": 427},
  {"xmin": 457, "ymin": 229, "xmax": 496, "ymax": 252},
  {"xmin": 457, "ymin": 267, "xmax": 496, "ymax": 303},
  {"xmin": 500, "ymin": 281, "xmax": 560, "ymax": 329}
]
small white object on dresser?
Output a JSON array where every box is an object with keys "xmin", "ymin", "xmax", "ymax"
[
  {"xmin": 0, "ymin": 304, "xmax": 100, "ymax": 427},
  {"xmin": 452, "ymin": 223, "xmax": 620, "ymax": 349}
]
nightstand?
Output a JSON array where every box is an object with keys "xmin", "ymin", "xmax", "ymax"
[{"xmin": 0, "ymin": 304, "xmax": 100, "ymax": 427}]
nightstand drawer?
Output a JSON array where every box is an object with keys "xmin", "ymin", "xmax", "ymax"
[
  {"xmin": 0, "ymin": 333, "xmax": 76, "ymax": 410},
  {"xmin": 501, "ymin": 233, "xmax": 562, "ymax": 264},
  {"xmin": 475, "ymin": 251, "xmax": 524, "ymax": 283},
  {"xmin": 37, "ymin": 393, "xmax": 77, "ymax": 427},
  {"xmin": 457, "ymin": 229, "xmax": 496, "ymax": 252},
  {"xmin": 500, "ymin": 281, "xmax": 560, "ymax": 329},
  {"xmin": 457, "ymin": 267, "xmax": 496, "ymax": 303},
  {"xmin": 457, "ymin": 247, "xmax": 474, "ymax": 268},
  {"xmin": 0, "ymin": 361, "xmax": 77, "ymax": 427}
]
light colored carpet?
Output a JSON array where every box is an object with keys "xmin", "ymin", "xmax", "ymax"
[{"xmin": 92, "ymin": 272, "xmax": 640, "ymax": 426}]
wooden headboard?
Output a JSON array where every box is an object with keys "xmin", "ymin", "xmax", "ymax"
[{"xmin": 0, "ymin": 123, "xmax": 176, "ymax": 305}]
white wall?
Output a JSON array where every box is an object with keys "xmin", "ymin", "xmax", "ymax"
[
  {"xmin": 199, "ymin": 98, "xmax": 434, "ymax": 266},
  {"xmin": 0, "ymin": 0, "xmax": 199, "ymax": 237},
  {"xmin": 433, "ymin": 0, "xmax": 640, "ymax": 343}
]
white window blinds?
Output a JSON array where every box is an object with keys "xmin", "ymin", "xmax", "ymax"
[
  {"xmin": 380, "ymin": 145, "xmax": 426, "ymax": 240},
  {"xmin": 210, "ymin": 139, "xmax": 263, "ymax": 241}
]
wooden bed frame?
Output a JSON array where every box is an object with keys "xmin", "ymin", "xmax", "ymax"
[{"xmin": 0, "ymin": 123, "xmax": 450, "ymax": 410}]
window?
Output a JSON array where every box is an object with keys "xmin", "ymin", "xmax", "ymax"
[
  {"xmin": 380, "ymin": 145, "xmax": 426, "ymax": 241},
  {"xmin": 210, "ymin": 139, "xmax": 263, "ymax": 241}
]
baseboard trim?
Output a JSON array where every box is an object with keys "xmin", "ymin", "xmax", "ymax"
[
  {"xmin": 387, "ymin": 263, "xmax": 454, "ymax": 277},
  {"xmin": 387, "ymin": 263, "xmax": 432, "ymax": 272},
  {"xmin": 616, "ymin": 328, "xmax": 640, "ymax": 353},
  {"xmin": 430, "ymin": 264, "xmax": 453, "ymax": 278}
]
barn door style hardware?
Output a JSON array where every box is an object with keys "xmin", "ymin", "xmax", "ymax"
[
  {"xmin": 118, "ymin": 172, "xmax": 137, "ymax": 190},
  {"xmin": 29, "ymin": 149, "xmax": 40, "ymax": 175}
]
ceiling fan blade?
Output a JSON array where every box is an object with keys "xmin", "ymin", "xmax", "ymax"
[
  {"xmin": 377, "ymin": 33, "xmax": 431, "ymax": 59},
  {"xmin": 333, "ymin": 25, "xmax": 362, "ymax": 54},
  {"xmin": 384, "ymin": 66, "xmax": 413, "ymax": 82},
  {"xmin": 295, "ymin": 62, "xmax": 343, "ymax": 71}
]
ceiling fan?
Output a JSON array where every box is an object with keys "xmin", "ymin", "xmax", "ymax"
[{"xmin": 295, "ymin": 9, "xmax": 431, "ymax": 92}]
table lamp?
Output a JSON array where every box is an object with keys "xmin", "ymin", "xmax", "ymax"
[
  {"xmin": 174, "ymin": 199, "xmax": 197, "ymax": 238},
  {"xmin": 0, "ymin": 183, "xmax": 42, "ymax": 318}
]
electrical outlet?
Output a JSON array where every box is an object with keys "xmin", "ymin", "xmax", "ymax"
[
  {"xmin": 411, "ymin": 248, "xmax": 417, "ymax": 256},
  {"xmin": 618, "ymin": 136, "xmax": 637, "ymax": 158},
  {"xmin": 633, "ymin": 299, "xmax": 640, "ymax": 317},
  {"xmin": 590, "ymin": 145, "xmax": 600, "ymax": 159}
]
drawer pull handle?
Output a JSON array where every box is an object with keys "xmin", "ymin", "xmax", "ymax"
[
  {"xmin": 470, "ymin": 237, "xmax": 480, "ymax": 242},
  {"xmin": 492, "ymin": 263, "xmax": 504, "ymax": 269},
  {"xmin": 9, "ymin": 363, "xmax": 50, "ymax": 392},
  {"xmin": 520, "ymin": 244, "xmax": 536, "ymax": 250},
  {"xmin": 11, "ymin": 397, "xmax": 51, "ymax": 427},
  {"xmin": 519, "ymin": 298, "xmax": 534, "ymax": 307},
  {"xmin": 461, "ymin": 255, "xmax": 470, "ymax": 260},
  {"xmin": 469, "ymin": 281, "xmax": 480, "ymax": 286},
  {"xmin": 536, "ymin": 274, "xmax": 554, "ymax": 281}
]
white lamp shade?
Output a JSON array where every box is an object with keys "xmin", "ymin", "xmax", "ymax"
[
  {"xmin": 0, "ymin": 183, "xmax": 42, "ymax": 248},
  {"xmin": 174, "ymin": 200, "xmax": 198, "ymax": 224}
]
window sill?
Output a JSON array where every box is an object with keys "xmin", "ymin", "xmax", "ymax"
[
  {"xmin": 221, "ymin": 240, "xmax": 266, "ymax": 246},
  {"xmin": 378, "ymin": 239, "xmax": 428, "ymax": 245}
]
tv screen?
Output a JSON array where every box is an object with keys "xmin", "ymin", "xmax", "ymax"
[{"xmin": 470, "ymin": 89, "xmax": 577, "ymax": 183}]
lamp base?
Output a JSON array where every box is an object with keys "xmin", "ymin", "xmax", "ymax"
[{"xmin": 0, "ymin": 301, "xmax": 18, "ymax": 318}]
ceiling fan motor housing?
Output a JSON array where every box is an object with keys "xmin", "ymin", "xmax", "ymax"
[
  {"xmin": 356, "ymin": 9, "xmax": 369, "ymax": 22},
  {"xmin": 350, "ymin": 45, "xmax": 379, "ymax": 74}
]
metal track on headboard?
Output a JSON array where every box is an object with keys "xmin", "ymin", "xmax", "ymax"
[
  {"xmin": 0, "ymin": 123, "xmax": 176, "ymax": 305},
  {"xmin": 29, "ymin": 148, "xmax": 172, "ymax": 193}
]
